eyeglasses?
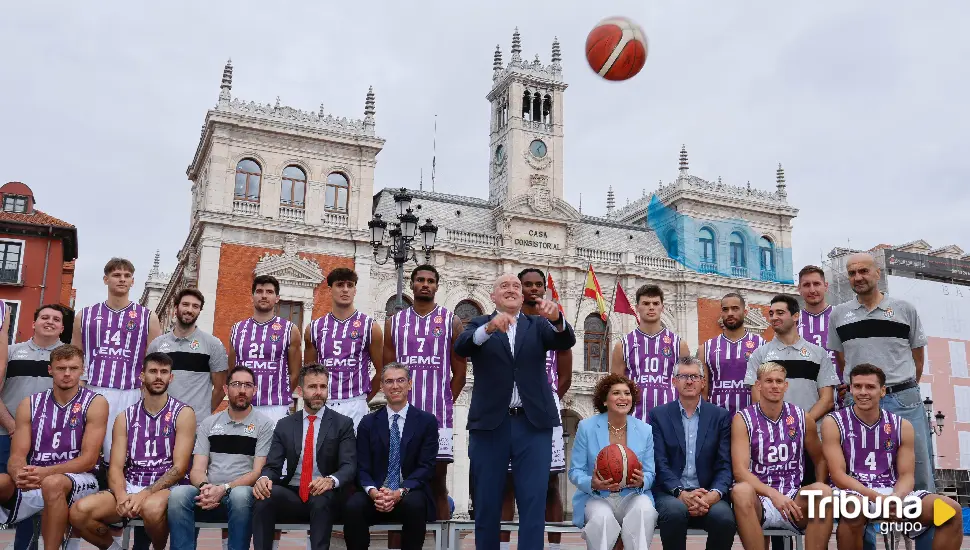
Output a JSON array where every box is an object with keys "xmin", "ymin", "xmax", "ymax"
[
  {"xmin": 228, "ymin": 381, "xmax": 255, "ymax": 389},
  {"xmin": 382, "ymin": 377, "xmax": 409, "ymax": 386},
  {"xmin": 674, "ymin": 374, "xmax": 703, "ymax": 381}
]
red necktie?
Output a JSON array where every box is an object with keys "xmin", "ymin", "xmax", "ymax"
[{"xmin": 299, "ymin": 415, "xmax": 316, "ymax": 502}]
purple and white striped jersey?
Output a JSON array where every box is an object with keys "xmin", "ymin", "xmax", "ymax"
[
  {"xmin": 229, "ymin": 316, "xmax": 294, "ymax": 407},
  {"xmin": 546, "ymin": 350, "xmax": 559, "ymax": 392},
  {"xmin": 798, "ymin": 307, "xmax": 843, "ymax": 398},
  {"xmin": 391, "ymin": 306, "xmax": 454, "ymax": 428},
  {"xmin": 80, "ymin": 302, "xmax": 151, "ymax": 390},
  {"xmin": 829, "ymin": 407, "xmax": 902, "ymax": 489},
  {"xmin": 623, "ymin": 328, "xmax": 682, "ymax": 422},
  {"xmin": 124, "ymin": 396, "xmax": 189, "ymax": 487},
  {"xmin": 309, "ymin": 311, "xmax": 374, "ymax": 400},
  {"xmin": 740, "ymin": 402, "xmax": 806, "ymax": 496},
  {"xmin": 706, "ymin": 332, "xmax": 765, "ymax": 416},
  {"xmin": 29, "ymin": 386, "xmax": 100, "ymax": 471}
]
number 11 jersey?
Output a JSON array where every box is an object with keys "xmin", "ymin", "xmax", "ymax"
[{"xmin": 622, "ymin": 327, "xmax": 682, "ymax": 422}]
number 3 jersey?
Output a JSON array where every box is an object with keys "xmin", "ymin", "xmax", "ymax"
[
  {"xmin": 828, "ymin": 407, "xmax": 903, "ymax": 489},
  {"xmin": 739, "ymin": 402, "xmax": 806, "ymax": 496},
  {"xmin": 308, "ymin": 311, "xmax": 374, "ymax": 400},
  {"xmin": 80, "ymin": 302, "xmax": 152, "ymax": 390},
  {"xmin": 390, "ymin": 306, "xmax": 455, "ymax": 428},
  {"xmin": 622, "ymin": 327, "xmax": 682, "ymax": 422},
  {"xmin": 29, "ymin": 386, "xmax": 100, "ymax": 472},
  {"xmin": 124, "ymin": 396, "xmax": 189, "ymax": 487},
  {"xmin": 230, "ymin": 316, "xmax": 295, "ymax": 407}
]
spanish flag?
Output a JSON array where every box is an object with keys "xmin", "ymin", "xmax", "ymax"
[{"xmin": 583, "ymin": 265, "xmax": 609, "ymax": 322}]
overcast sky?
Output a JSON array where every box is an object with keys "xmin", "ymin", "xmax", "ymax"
[{"xmin": 2, "ymin": 1, "xmax": 967, "ymax": 309}]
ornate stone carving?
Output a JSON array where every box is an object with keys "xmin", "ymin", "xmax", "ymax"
[
  {"xmin": 218, "ymin": 98, "xmax": 374, "ymax": 137},
  {"xmin": 523, "ymin": 147, "xmax": 552, "ymax": 171},
  {"xmin": 527, "ymin": 175, "xmax": 552, "ymax": 214},
  {"xmin": 254, "ymin": 240, "xmax": 324, "ymax": 289}
]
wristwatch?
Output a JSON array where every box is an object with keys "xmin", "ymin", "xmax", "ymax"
[
  {"xmin": 222, "ymin": 483, "xmax": 231, "ymax": 493},
  {"xmin": 400, "ymin": 487, "xmax": 410, "ymax": 497},
  {"xmin": 198, "ymin": 482, "xmax": 210, "ymax": 490},
  {"xmin": 672, "ymin": 487, "xmax": 684, "ymax": 498}
]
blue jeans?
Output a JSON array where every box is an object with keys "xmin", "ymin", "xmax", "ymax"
[{"xmin": 167, "ymin": 485, "xmax": 254, "ymax": 550}]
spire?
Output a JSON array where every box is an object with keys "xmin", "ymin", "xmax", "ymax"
[
  {"xmin": 776, "ymin": 163, "xmax": 787, "ymax": 198},
  {"xmin": 551, "ymin": 36, "xmax": 562, "ymax": 68},
  {"xmin": 218, "ymin": 59, "xmax": 233, "ymax": 104},
  {"xmin": 658, "ymin": 179, "xmax": 663, "ymax": 190},
  {"xmin": 579, "ymin": 193, "xmax": 583, "ymax": 214},
  {"xmin": 533, "ymin": 53, "xmax": 542, "ymax": 67},
  {"xmin": 606, "ymin": 186, "xmax": 616, "ymax": 217},
  {"xmin": 511, "ymin": 27, "xmax": 522, "ymax": 63},
  {"xmin": 493, "ymin": 44, "xmax": 503, "ymax": 71},
  {"xmin": 747, "ymin": 180, "xmax": 752, "ymax": 194},
  {"xmin": 678, "ymin": 144, "xmax": 689, "ymax": 173},
  {"xmin": 363, "ymin": 86, "xmax": 376, "ymax": 132},
  {"xmin": 149, "ymin": 250, "xmax": 160, "ymax": 279}
]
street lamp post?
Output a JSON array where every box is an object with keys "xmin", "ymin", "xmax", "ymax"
[
  {"xmin": 368, "ymin": 188, "xmax": 438, "ymax": 314},
  {"xmin": 923, "ymin": 397, "xmax": 946, "ymax": 436}
]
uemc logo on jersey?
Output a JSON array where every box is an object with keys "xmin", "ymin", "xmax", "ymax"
[
  {"xmin": 322, "ymin": 357, "xmax": 358, "ymax": 369},
  {"xmin": 712, "ymin": 379, "xmax": 746, "ymax": 390},
  {"xmin": 400, "ymin": 355, "xmax": 442, "ymax": 368},
  {"xmin": 240, "ymin": 359, "xmax": 279, "ymax": 370},
  {"xmin": 635, "ymin": 374, "xmax": 671, "ymax": 385},
  {"xmin": 35, "ymin": 449, "xmax": 81, "ymax": 463},
  {"xmin": 93, "ymin": 346, "xmax": 133, "ymax": 359},
  {"xmin": 754, "ymin": 444, "xmax": 799, "ymax": 475}
]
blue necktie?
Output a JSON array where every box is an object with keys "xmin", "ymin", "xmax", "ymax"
[{"xmin": 385, "ymin": 414, "xmax": 402, "ymax": 490}]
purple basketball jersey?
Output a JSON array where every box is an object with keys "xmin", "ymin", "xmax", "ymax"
[
  {"xmin": 309, "ymin": 311, "xmax": 373, "ymax": 400},
  {"xmin": 125, "ymin": 396, "xmax": 188, "ymax": 487},
  {"xmin": 623, "ymin": 328, "xmax": 682, "ymax": 422},
  {"xmin": 29, "ymin": 387, "xmax": 100, "ymax": 471},
  {"xmin": 706, "ymin": 332, "xmax": 765, "ymax": 415},
  {"xmin": 740, "ymin": 402, "xmax": 806, "ymax": 496},
  {"xmin": 546, "ymin": 351, "xmax": 559, "ymax": 392},
  {"xmin": 829, "ymin": 407, "xmax": 902, "ymax": 489},
  {"xmin": 798, "ymin": 307, "xmax": 843, "ymax": 405},
  {"xmin": 230, "ymin": 316, "xmax": 294, "ymax": 407},
  {"xmin": 80, "ymin": 302, "xmax": 151, "ymax": 390},
  {"xmin": 391, "ymin": 306, "xmax": 454, "ymax": 428}
]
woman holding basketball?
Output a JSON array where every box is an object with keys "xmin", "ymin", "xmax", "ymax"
[{"xmin": 569, "ymin": 374, "xmax": 658, "ymax": 549}]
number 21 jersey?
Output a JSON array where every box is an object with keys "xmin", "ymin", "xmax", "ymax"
[
  {"xmin": 391, "ymin": 306, "xmax": 454, "ymax": 429},
  {"xmin": 230, "ymin": 316, "xmax": 294, "ymax": 407}
]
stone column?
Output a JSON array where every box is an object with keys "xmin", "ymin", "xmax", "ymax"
[{"xmin": 195, "ymin": 237, "xmax": 222, "ymax": 333}]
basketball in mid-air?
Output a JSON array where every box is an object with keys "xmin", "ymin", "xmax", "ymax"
[
  {"xmin": 585, "ymin": 16, "xmax": 648, "ymax": 81},
  {"xmin": 596, "ymin": 443, "xmax": 641, "ymax": 487}
]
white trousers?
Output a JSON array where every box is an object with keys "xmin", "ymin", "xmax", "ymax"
[{"xmin": 583, "ymin": 493, "xmax": 658, "ymax": 550}]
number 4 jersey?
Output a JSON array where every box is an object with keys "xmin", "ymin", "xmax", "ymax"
[
  {"xmin": 828, "ymin": 407, "xmax": 904, "ymax": 489},
  {"xmin": 80, "ymin": 302, "xmax": 152, "ymax": 390},
  {"xmin": 230, "ymin": 316, "xmax": 295, "ymax": 407},
  {"xmin": 622, "ymin": 327, "xmax": 683, "ymax": 422}
]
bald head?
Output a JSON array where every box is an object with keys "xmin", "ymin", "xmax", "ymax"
[
  {"xmin": 491, "ymin": 273, "xmax": 523, "ymax": 313},
  {"xmin": 846, "ymin": 252, "xmax": 877, "ymax": 270},
  {"xmin": 846, "ymin": 252, "xmax": 881, "ymax": 297}
]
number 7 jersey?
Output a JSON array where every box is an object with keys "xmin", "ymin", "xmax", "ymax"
[
  {"xmin": 230, "ymin": 316, "xmax": 294, "ymax": 407},
  {"xmin": 390, "ymin": 306, "xmax": 454, "ymax": 429}
]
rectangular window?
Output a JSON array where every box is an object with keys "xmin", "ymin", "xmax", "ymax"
[
  {"xmin": 4, "ymin": 300, "xmax": 18, "ymax": 343},
  {"xmin": 277, "ymin": 301, "xmax": 303, "ymax": 330},
  {"xmin": 960, "ymin": 431, "xmax": 970, "ymax": 470},
  {"xmin": 2, "ymin": 195, "xmax": 27, "ymax": 213},
  {"xmin": 950, "ymin": 341, "xmax": 968, "ymax": 378},
  {"xmin": 0, "ymin": 241, "xmax": 23, "ymax": 284},
  {"xmin": 955, "ymin": 386, "xmax": 970, "ymax": 423}
]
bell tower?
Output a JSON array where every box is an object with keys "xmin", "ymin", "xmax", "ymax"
[{"xmin": 487, "ymin": 28, "xmax": 568, "ymax": 205}]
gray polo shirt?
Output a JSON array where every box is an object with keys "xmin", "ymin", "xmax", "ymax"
[
  {"xmin": 0, "ymin": 339, "xmax": 59, "ymax": 436},
  {"xmin": 744, "ymin": 336, "xmax": 840, "ymax": 415},
  {"xmin": 193, "ymin": 408, "xmax": 273, "ymax": 485},
  {"xmin": 827, "ymin": 295, "xmax": 927, "ymax": 385},
  {"xmin": 148, "ymin": 328, "xmax": 228, "ymax": 422}
]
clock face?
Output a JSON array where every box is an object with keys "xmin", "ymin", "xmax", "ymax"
[
  {"xmin": 494, "ymin": 145, "xmax": 505, "ymax": 164},
  {"xmin": 530, "ymin": 139, "xmax": 547, "ymax": 158}
]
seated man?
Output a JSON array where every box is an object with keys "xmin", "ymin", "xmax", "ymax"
[
  {"xmin": 252, "ymin": 364, "xmax": 356, "ymax": 550},
  {"xmin": 0, "ymin": 344, "xmax": 107, "ymax": 550},
  {"xmin": 731, "ymin": 362, "xmax": 834, "ymax": 550},
  {"xmin": 69, "ymin": 352, "xmax": 195, "ymax": 550},
  {"xmin": 167, "ymin": 366, "xmax": 273, "ymax": 550},
  {"xmin": 344, "ymin": 362, "xmax": 438, "ymax": 550},
  {"xmin": 823, "ymin": 363, "xmax": 964, "ymax": 550}
]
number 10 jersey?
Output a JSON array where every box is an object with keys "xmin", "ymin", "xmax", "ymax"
[{"xmin": 622, "ymin": 327, "xmax": 682, "ymax": 422}]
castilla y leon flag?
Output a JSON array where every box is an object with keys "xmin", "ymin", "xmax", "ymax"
[
  {"xmin": 545, "ymin": 273, "xmax": 565, "ymax": 315},
  {"xmin": 614, "ymin": 282, "xmax": 637, "ymax": 317},
  {"xmin": 583, "ymin": 265, "xmax": 609, "ymax": 322}
]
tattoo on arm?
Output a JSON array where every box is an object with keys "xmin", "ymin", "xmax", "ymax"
[{"xmin": 148, "ymin": 466, "xmax": 183, "ymax": 493}]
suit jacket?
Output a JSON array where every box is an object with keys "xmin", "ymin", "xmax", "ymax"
[
  {"xmin": 356, "ymin": 405, "xmax": 438, "ymax": 516},
  {"xmin": 260, "ymin": 407, "xmax": 357, "ymax": 489},
  {"xmin": 454, "ymin": 311, "xmax": 575, "ymax": 431},
  {"xmin": 649, "ymin": 399, "xmax": 733, "ymax": 497},
  {"xmin": 568, "ymin": 414, "xmax": 655, "ymax": 528}
]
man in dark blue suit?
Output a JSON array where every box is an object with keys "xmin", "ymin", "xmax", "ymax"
[
  {"xmin": 455, "ymin": 273, "xmax": 575, "ymax": 550},
  {"xmin": 344, "ymin": 362, "xmax": 439, "ymax": 550},
  {"xmin": 650, "ymin": 357, "xmax": 736, "ymax": 550}
]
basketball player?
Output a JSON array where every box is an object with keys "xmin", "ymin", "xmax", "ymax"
[
  {"xmin": 69, "ymin": 352, "xmax": 196, "ymax": 550},
  {"xmin": 611, "ymin": 284, "xmax": 690, "ymax": 422},
  {"xmin": 72, "ymin": 258, "xmax": 162, "ymax": 460},
  {"xmin": 0, "ymin": 344, "xmax": 108, "ymax": 550},
  {"xmin": 384, "ymin": 264, "xmax": 467, "ymax": 521},
  {"xmin": 498, "ymin": 268, "xmax": 573, "ymax": 550},
  {"xmin": 700, "ymin": 292, "xmax": 765, "ymax": 416},
  {"xmin": 304, "ymin": 267, "xmax": 383, "ymax": 432},
  {"xmin": 822, "ymin": 363, "xmax": 964, "ymax": 550},
  {"xmin": 796, "ymin": 265, "xmax": 843, "ymax": 407},
  {"xmin": 731, "ymin": 362, "xmax": 833, "ymax": 550},
  {"xmin": 229, "ymin": 275, "xmax": 302, "ymax": 424}
]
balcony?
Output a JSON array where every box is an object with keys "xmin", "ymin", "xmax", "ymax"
[
  {"xmin": 634, "ymin": 254, "xmax": 678, "ymax": 270},
  {"xmin": 731, "ymin": 266, "xmax": 748, "ymax": 278},
  {"xmin": 577, "ymin": 248, "xmax": 623, "ymax": 264},
  {"xmin": 322, "ymin": 211, "xmax": 349, "ymax": 227},
  {"xmin": 279, "ymin": 205, "xmax": 305, "ymax": 223},
  {"xmin": 699, "ymin": 261, "xmax": 718, "ymax": 274},
  {"xmin": 761, "ymin": 269, "xmax": 777, "ymax": 281},
  {"xmin": 232, "ymin": 200, "xmax": 259, "ymax": 216},
  {"xmin": 444, "ymin": 229, "xmax": 502, "ymax": 248}
]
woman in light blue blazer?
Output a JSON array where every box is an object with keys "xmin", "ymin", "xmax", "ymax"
[{"xmin": 569, "ymin": 374, "xmax": 658, "ymax": 549}]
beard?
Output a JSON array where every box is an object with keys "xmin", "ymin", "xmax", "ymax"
[
  {"xmin": 176, "ymin": 312, "xmax": 198, "ymax": 328},
  {"xmin": 723, "ymin": 318, "xmax": 744, "ymax": 330},
  {"xmin": 229, "ymin": 396, "xmax": 251, "ymax": 411},
  {"xmin": 145, "ymin": 383, "xmax": 169, "ymax": 396}
]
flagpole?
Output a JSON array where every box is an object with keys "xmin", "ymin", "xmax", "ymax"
[
  {"xmin": 573, "ymin": 263, "xmax": 591, "ymax": 328},
  {"xmin": 599, "ymin": 273, "xmax": 620, "ymax": 371}
]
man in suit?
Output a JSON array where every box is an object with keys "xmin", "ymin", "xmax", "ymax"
[
  {"xmin": 455, "ymin": 273, "xmax": 576, "ymax": 550},
  {"xmin": 344, "ymin": 362, "xmax": 439, "ymax": 550},
  {"xmin": 252, "ymin": 364, "xmax": 356, "ymax": 550},
  {"xmin": 650, "ymin": 356, "xmax": 736, "ymax": 550}
]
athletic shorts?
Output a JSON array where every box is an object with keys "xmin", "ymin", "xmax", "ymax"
[
  {"xmin": 105, "ymin": 483, "xmax": 152, "ymax": 528},
  {"xmin": 88, "ymin": 386, "xmax": 142, "ymax": 459},
  {"xmin": 253, "ymin": 405, "xmax": 290, "ymax": 427},
  {"xmin": 0, "ymin": 472, "xmax": 99, "ymax": 526},
  {"xmin": 437, "ymin": 428, "xmax": 454, "ymax": 463},
  {"xmin": 836, "ymin": 487, "xmax": 931, "ymax": 538},
  {"xmin": 508, "ymin": 392, "xmax": 565, "ymax": 472},
  {"xmin": 327, "ymin": 395, "xmax": 369, "ymax": 433},
  {"xmin": 760, "ymin": 488, "xmax": 804, "ymax": 533}
]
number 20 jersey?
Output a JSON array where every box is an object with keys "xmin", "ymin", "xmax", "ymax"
[
  {"xmin": 80, "ymin": 302, "xmax": 151, "ymax": 390},
  {"xmin": 390, "ymin": 306, "xmax": 454, "ymax": 429},
  {"xmin": 622, "ymin": 327, "xmax": 682, "ymax": 422},
  {"xmin": 828, "ymin": 407, "xmax": 903, "ymax": 489},
  {"xmin": 739, "ymin": 402, "xmax": 806, "ymax": 497},
  {"xmin": 229, "ymin": 316, "xmax": 294, "ymax": 407}
]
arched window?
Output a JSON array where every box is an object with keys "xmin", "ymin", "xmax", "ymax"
[
  {"xmin": 698, "ymin": 228, "xmax": 716, "ymax": 265},
  {"xmin": 281, "ymin": 166, "xmax": 306, "ymax": 208},
  {"xmin": 759, "ymin": 236, "xmax": 775, "ymax": 273},
  {"xmin": 584, "ymin": 313, "xmax": 609, "ymax": 372},
  {"xmin": 729, "ymin": 232, "xmax": 746, "ymax": 268},
  {"xmin": 326, "ymin": 173, "xmax": 350, "ymax": 213},
  {"xmin": 542, "ymin": 94, "xmax": 553, "ymax": 124},
  {"xmin": 521, "ymin": 90, "xmax": 532, "ymax": 121},
  {"xmin": 666, "ymin": 229, "xmax": 679, "ymax": 259},
  {"xmin": 234, "ymin": 159, "xmax": 262, "ymax": 201},
  {"xmin": 384, "ymin": 295, "xmax": 413, "ymax": 316},
  {"xmin": 455, "ymin": 300, "xmax": 483, "ymax": 329}
]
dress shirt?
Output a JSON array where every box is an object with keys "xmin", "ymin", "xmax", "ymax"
[
  {"xmin": 364, "ymin": 403, "xmax": 409, "ymax": 495},
  {"xmin": 289, "ymin": 408, "xmax": 340, "ymax": 488},
  {"xmin": 678, "ymin": 401, "xmax": 700, "ymax": 489}
]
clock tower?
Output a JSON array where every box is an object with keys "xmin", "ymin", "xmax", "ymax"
[{"xmin": 487, "ymin": 28, "xmax": 568, "ymax": 205}]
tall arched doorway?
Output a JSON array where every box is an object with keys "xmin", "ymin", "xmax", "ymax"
[{"xmin": 584, "ymin": 313, "xmax": 609, "ymax": 372}]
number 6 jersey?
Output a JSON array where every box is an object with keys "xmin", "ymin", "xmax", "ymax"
[
  {"xmin": 230, "ymin": 316, "xmax": 294, "ymax": 407},
  {"xmin": 390, "ymin": 305, "xmax": 455, "ymax": 429},
  {"xmin": 29, "ymin": 386, "xmax": 101, "ymax": 471},
  {"xmin": 739, "ymin": 401, "xmax": 806, "ymax": 497},
  {"xmin": 622, "ymin": 327, "xmax": 682, "ymax": 422}
]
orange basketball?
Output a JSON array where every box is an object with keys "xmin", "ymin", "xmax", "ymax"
[
  {"xmin": 595, "ymin": 443, "xmax": 641, "ymax": 487},
  {"xmin": 586, "ymin": 16, "xmax": 648, "ymax": 81}
]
